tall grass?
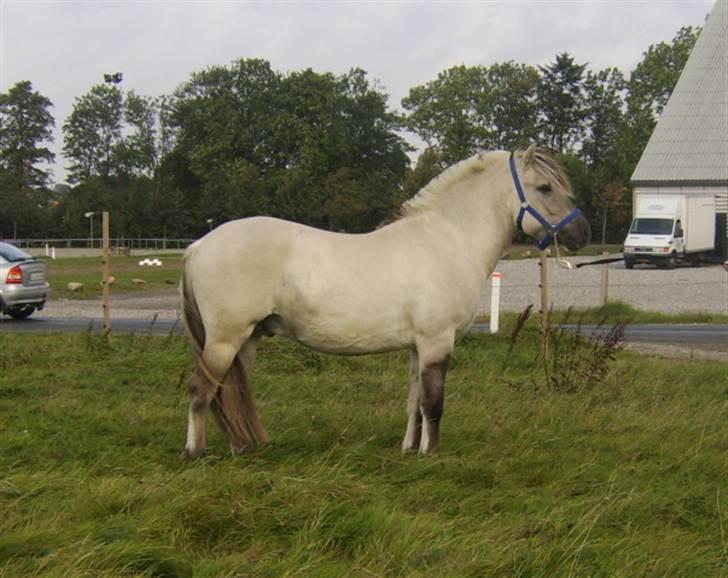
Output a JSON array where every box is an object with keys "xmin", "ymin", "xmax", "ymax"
[{"xmin": 1, "ymin": 330, "xmax": 726, "ymax": 577}]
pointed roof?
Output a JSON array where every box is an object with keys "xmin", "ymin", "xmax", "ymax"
[{"xmin": 631, "ymin": 0, "xmax": 728, "ymax": 186}]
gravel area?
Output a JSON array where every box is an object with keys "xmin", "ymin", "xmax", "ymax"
[
  {"xmin": 39, "ymin": 290, "xmax": 182, "ymax": 322},
  {"xmin": 35, "ymin": 254, "xmax": 728, "ymax": 322},
  {"xmin": 477, "ymin": 255, "xmax": 728, "ymax": 315}
]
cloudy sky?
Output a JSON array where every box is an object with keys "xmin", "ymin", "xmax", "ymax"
[{"xmin": 0, "ymin": 0, "xmax": 715, "ymax": 184}]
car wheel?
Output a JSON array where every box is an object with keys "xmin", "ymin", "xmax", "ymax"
[
  {"xmin": 624, "ymin": 259, "xmax": 634, "ymax": 270},
  {"xmin": 7, "ymin": 306, "xmax": 35, "ymax": 320}
]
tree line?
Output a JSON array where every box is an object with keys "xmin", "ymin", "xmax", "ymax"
[{"xmin": 0, "ymin": 25, "xmax": 699, "ymax": 243}]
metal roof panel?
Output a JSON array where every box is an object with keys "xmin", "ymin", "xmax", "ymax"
[{"xmin": 631, "ymin": 0, "xmax": 728, "ymax": 185}]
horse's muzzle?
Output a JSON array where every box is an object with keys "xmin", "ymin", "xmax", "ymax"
[{"xmin": 558, "ymin": 214, "xmax": 592, "ymax": 251}]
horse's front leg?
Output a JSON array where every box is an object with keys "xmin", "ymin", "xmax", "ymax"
[
  {"xmin": 417, "ymin": 345, "xmax": 451, "ymax": 455},
  {"xmin": 184, "ymin": 366, "xmax": 218, "ymax": 458},
  {"xmin": 401, "ymin": 349, "xmax": 422, "ymax": 453}
]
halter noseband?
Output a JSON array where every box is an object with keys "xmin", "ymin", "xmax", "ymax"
[{"xmin": 509, "ymin": 151, "xmax": 582, "ymax": 251}]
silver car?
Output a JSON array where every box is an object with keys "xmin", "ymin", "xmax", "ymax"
[{"xmin": 0, "ymin": 242, "xmax": 50, "ymax": 319}]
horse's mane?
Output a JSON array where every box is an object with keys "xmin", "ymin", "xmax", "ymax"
[
  {"xmin": 395, "ymin": 147, "xmax": 572, "ymax": 221},
  {"xmin": 398, "ymin": 152, "xmax": 491, "ymax": 219},
  {"xmin": 527, "ymin": 148, "xmax": 573, "ymax": 198}
]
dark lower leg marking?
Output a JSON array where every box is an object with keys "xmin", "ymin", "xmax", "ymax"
[
  {"xmin": 421, "ymin": 356, "xmax": 449, "ymax": 421},
  {"xmin": 420, "ymin": 356, "xmax": 450, "ymax": 452}
]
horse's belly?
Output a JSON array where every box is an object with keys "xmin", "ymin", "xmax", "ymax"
[{"xmin": 278, "ymin": 308, "xmax": 413, "ymax": 355}]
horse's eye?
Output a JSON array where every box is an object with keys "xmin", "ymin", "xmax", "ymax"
[{"xmin": 537, "ymin": 184, "xmax": 552, "ymax": 194}]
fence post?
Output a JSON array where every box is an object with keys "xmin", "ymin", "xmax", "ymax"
[
  {"xmin": 101, "ymin": 212, "xmax": 111, "ymax": 337},
  {"xmin": 539, "ymin": 249, "xmax": 550, "ymax": 363},
  {"xmin": 489, "ymin": 272, "xmax": 502, "ymax": 334},
  {"xmin": 600, "ymin": 250, "xmax": 609, "ymax": 307}
]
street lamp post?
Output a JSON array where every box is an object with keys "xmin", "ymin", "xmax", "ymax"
[{"xmin": 84, "ymin": 211, "xmax": 95, "ymax": 249}]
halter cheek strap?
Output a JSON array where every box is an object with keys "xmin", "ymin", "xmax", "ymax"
[{"xmin": 509, "ymin": 152, "xmax": 582, "ymax": 250}]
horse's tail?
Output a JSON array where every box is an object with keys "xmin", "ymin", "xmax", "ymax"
[{"xmin": 181, "ymin": 245, "xmax": 270, "ymax": 453}]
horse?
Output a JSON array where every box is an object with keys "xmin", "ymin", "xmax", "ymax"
[{"xmin": 180, "ymin": 145, "xmax": 591, "ymax": 458}]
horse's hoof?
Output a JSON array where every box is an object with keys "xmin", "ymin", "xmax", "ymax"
[
  {"xmin": 418, "ymin": 444, "xmax": 440, "ymax": 456},
  {"xmin": 182, "ymin": 447, "xmax": 206, "ymax": 459}
]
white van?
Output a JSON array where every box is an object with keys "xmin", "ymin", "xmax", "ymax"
[{"xmin": 623, "ymin": 193, "xmax": 716, "ymax": 269}]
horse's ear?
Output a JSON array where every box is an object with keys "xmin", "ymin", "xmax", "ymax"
[{"xmin": 523, "ymin": 144, "xmax": 537, "ymax": 167}]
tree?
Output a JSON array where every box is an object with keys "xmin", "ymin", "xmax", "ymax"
[
  {"xmin": 627, "ymin": 25, "xmax": 700, "ymax": 119},
  {"xmin": 402, "ymin": 63, "xmax": 539, "ymax": 162},
  {"xmin": 63, "ymin": 83, "xmax": 161, "ymax": 183},
  {"xmin": 484, "ymin": 61, "xmax": 539, "ymax": 150},
  {"xmin": 123, "ymin": 91, "xmax": 158, "ymax": 176},
  {"xmin": 170, "ymin": 60, "xmax": 409, "ymax": 233},
  {"xmin": 0, "ymin": 81, "xmax": 56, "ymax": 237},
  {"xmin": 63, "ymin": 83, "xmax": 123, "ymax": 183},
  {"xmin": 537, "ymin": 53, "xmax": 587, "ymax": 153},
  {"xmin": 402, "ymin": 65, "xmax": 489, "ymax": 163},
  {"xmin": 581, "ymin": 68, "xmax": 626, "ymax": 169},
  {"xmin": 0, "ymin": 81, "xmax": 55, "ymax": 188},
  {"xmin": 618, "ymin": 25, "xmax": 700, "ymax": 172}
]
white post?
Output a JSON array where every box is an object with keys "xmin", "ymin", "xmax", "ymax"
[
  {"xmin": 51, "ymin": 246, "xmax": 56, "ymax": 260},
  {"xmin": 45, "ymin": 243, "xmax": 49, "ymax": 257},
  {"xmin": 490, "ymin": 271, "xmax": 502, "ymax": 334}
]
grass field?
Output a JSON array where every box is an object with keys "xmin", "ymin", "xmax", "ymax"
[
  {"xmin": 44, "ymin": 255, "xmax": 183, "ymax": 300},
  {"xmin": 1, "ymin": 326, "xmax": 726, "ymax": 577}
]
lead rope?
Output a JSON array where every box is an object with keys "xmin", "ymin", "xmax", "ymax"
[{"xmin": 551, "ymin": 234, "xmax": 576, "ymax": 270}]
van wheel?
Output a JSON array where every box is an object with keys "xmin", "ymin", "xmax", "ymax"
[
  {"xmin": 624, "ymin": 259, "xmax": 634, "ymax": 270},
  {"xmin": 666, "ymin": 253, "xmax": 678, "ymax": 269},
  {"xmin": 7, "ymin": 306, "xmax": 35, "ymax": 320}
]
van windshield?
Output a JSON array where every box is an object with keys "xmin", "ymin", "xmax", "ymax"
[{"xmin": 629, "ymin": 218, "xmax": 674, "ymax": 235}]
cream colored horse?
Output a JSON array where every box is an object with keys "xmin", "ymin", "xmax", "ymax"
[{"xmin": 181, "ymin": 146, "xmax": 591, "ymax": 457}]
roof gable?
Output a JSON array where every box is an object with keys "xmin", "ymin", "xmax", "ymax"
[{"xmin": 631, "ymin": 0, "xmax": 727, "ymax": 185}]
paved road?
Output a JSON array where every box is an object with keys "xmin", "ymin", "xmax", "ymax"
[
  {"xmin": 557, "ymin": 323, "xmax": 728, "ymax": 345},
  {"xmin": 0, "ymin": 316, "xmax": 184, "ymax": 335},
  {"xmin": 3, "ymin": 316, "xmax": 727, "ymax": 348}
]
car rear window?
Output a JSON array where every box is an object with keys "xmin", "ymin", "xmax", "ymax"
[{"xmin": 0, "ymin": 243, "xmax": 32, "ymax": 262}]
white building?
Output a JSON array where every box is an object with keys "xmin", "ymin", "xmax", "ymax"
[{"xmin": 631, "ymin": 0, "xmax": 728, "ymax": 257}]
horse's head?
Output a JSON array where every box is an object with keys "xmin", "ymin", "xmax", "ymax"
[{"xmin": 510, "ymin": 146, "xmax": 591, "ymax": 251}]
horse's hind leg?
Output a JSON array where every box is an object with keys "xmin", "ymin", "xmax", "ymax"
[
  {"xmin": 209, "ymin": 331, "xmax": 270, "ymax": 454},
  {"xmin": 401, "ymin": 349, "xmax": 422, "ymax": 453},
  {"xmin": 184, "ymin": 337, "xmax": 248, "ymax": 458},
  {"xmin": 185, "ymin": 365, "xmax": 218, "ymax": 458}
]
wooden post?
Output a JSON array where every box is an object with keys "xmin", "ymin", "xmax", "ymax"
[
  {"xmin": 600, "ymin": 250, "xmax": 609, "ymax": 307},
  {"xmin": 539, "ymin": 249, "xmax": 550, "ymax": 363},
  {"xmin": 101, "ymin": 211, "xmax": 111, "ymax": 337}
]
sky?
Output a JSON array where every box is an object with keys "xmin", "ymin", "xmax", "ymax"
[{"xmin": 0, "ymin": 0, "xmax": 715, "ymax": 185}]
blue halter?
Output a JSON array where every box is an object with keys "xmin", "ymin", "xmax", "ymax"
[{"xmin": 509, "ymin": 152, "xmax": 582, "ymax": 251}]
